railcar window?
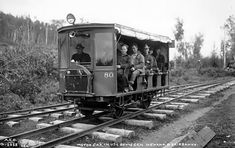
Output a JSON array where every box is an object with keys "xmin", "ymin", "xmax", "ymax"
[
  {"xmin": 69, "ymin": 31, "xmax": 91, "ymax": 65},
  {"xmin": 95, "ymin": 32, "xmax": 113, "ymax": 66},
  {"xmin": 59, "ymin": 33, "xmax": 68, "ymax": 68}
]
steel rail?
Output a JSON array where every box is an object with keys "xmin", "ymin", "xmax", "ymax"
[
  {"xmin": 169, "ymin": 83, "xmax": 196, "ymax": 89},
  {"xmin": 166, "ymin": 83, "xmax": 213, "ymax": 95},
  {"xmin": 34, "ymin": 82, "xmax": 224, "ymax": 148},
  {"xmin": 166, "ymin": 78, "xmax": 235, "ymax": 95},
  {"xmin": 4, "ymin": 111, "xmax": 109, "ymax": 140},
  {"xmin": 0, "ymin": 106, "xmax": 75, "ymax": 123},
  {"xmin": 0, "ymin": 102, "xmax": 73, "ymax": 116}
]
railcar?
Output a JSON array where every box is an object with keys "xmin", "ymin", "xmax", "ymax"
[{"xmin": 57, "ymin": 14, "xmax": 174, "ymax": 118}]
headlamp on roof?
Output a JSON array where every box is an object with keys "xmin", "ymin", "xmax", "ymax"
[{"xmin": 66, "ymin": 13, "xmax": 76, "ymax": 25}]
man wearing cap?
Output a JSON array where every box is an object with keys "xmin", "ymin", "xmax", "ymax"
[
  {"xmin": 71, "ymin": 43, "xmax": 91, "ymax": 63},
  {"xmin": 143, "ymin": 44, "xmax": 158, "ymax": 73},
  {"xmin": 154, "ymin": 48, "xmax": 165, "ymax": 72},
  {"xmin": 129, "ymin": 43, "xmax": 145, "ymax": 86},
  {"xmin": 117, "ymin": 44, "xmax": 133, "ymax": 92}
]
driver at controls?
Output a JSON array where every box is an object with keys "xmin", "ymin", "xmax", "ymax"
[{"xmin": 71, "ymin": 43, "xmax": 91, "ymax": 63}]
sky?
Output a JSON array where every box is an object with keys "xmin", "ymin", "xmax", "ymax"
[{"xmin": 0, "ymin": 0, "xmax": 235, "ymax": 59}]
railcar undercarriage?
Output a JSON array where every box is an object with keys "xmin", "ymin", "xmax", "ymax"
[{"xmin": 64, "ymin": 89, "xmax": 162, "ymax": 118}]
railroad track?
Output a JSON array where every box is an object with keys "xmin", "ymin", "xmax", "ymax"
[
  {"xmin": 1, "ymin": 79, "xmax": 235, "ymax": 148},
  {"xmin": 0, "ymin": 103, "xmax": 78, "ymax": 126}
]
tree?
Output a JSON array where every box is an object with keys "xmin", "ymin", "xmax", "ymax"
[
  {"xmin": 192, "ymin": 33, "xmax": 204, "ymax": 60},
  {"xmin": 174, "ymin": 18, "xmax": 184, "ymax": 41},
  {"xmin": 51, "ymin": 19, "xmax": 65, "ymax": 29},
  {"xmin": 173, "ymin": 18, "xmax": 189, "ymax": 60},
  {"xmin": 224, "ymin": 15, "xmax": 235, "ymax": 55},
  {"xmin": 0, "ymin": 11, "xmax": 59, "ymax": 46}
]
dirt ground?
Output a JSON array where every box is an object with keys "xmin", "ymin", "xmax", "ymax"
[
  {"xmin": 123, "ymin": 84, "xmax": 235, "ymax": 148},
  {"xmin": 195, "ymin": 92, "xmax": 235, "ymax": 147}
]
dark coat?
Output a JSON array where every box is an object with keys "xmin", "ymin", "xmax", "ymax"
[
  {"xmin": 144, "ymin": 54, "xmax": 158, "ymax": 70},
  {"xmin": 71, "ymin": 52, "xmax": 91, "ymax": 62},
  {"xmin": 117, "ymin": 54, "xmax": 130, "ymax": 69},
  {"xmin": 155, "ymin": 53, "xmax": 165, "ymax": 71}
]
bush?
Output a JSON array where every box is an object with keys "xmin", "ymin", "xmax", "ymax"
[
  {"xmin": 9, "ymin": 79, "xmax": 41, "ymax": 104},
  {"xmin": 0, "ymin": 44, "xmax": 58, "ymax": 104},
  {"xmin": 36, "ymin": 80, "xmax": 59, "ymax": 104},
  {"xmin": 170, "ymin": 67, "xmax": 185, "ymax": 77},
  {"xmin": 0, "ymin": 93, "xmax": 32, "ymax": 112},
  {"xmin": 198, "ymin": 67, "xmax": 227, "ymax": 77}
]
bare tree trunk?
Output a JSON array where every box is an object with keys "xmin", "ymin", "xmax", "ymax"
[
  {"xmin": 45, "ymin": 24, "xmax": 48, "ymax": 45},
  {"xmin": 27, "ymin": 20, "xmax": 30, "ymax": 45},
  {"xmin": 223, "ymin": 44, "xmax": 226, "ymax": 68}
]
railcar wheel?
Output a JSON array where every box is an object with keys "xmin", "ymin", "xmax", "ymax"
[
  {"xmin": 79, "ymin": 109, "xmax": 94, "ymax": 117},
  {"xmin": 140, "ymin": 99, "xmax": 151, "ymax": 109},
  {"xmin": 113, "ymin": 106, "xmax": 124, "ymax": 119}
]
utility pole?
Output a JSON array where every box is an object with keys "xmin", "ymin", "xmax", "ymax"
[
  {"xmin": 45, "ymin": 23, "xmax": 48, "ymax": 45},
  {"xmin": 223, "ymin": 30, "xmax": 227, "ymax": 69},
  {"xmin": 27, "ymin": 18, "xmax": 30, "ymax": 45}
]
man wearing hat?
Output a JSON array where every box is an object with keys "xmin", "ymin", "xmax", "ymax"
[
  {"xmin": 143, "ymin": 44, "xmax": 158, "ymax": 73},
  {"xmin": 154, "ymin": 48, "xmax": 165, "ymax": 72},
  {"xmin": 71, "ymin": 43, "xmax": 91, "ymax": 63},
  {"xmin": 129, "ymin": 43, "xmax": 145, "ymax": 86},
  {"xmin": 117, "ymin": 44, "xmax": 133, "ymax": 92}
]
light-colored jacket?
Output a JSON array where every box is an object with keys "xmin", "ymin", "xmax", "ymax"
[{"xmin": 130, "ymin": 52, "xmax": 145, "ymax": 73}]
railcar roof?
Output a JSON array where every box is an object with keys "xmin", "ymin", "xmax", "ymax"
[{"xmin": 58, "ymin": 23, "xmax": 172, "ymax": 43}]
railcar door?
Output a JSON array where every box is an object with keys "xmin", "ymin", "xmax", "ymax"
[{"xmin": 93, "ymin": 29, "xmax": 117, "ymax": 96}]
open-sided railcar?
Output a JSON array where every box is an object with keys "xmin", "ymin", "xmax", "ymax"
[{"xmin": 57, "ymin": 15, "xmax": 173, "ymax": 118}]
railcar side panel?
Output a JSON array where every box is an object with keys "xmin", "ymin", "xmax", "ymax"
[{"xmin": 93, "ymin": 69, "xmax": 116, "ymax": 96}]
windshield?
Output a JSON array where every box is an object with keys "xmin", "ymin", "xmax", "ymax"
[
  {"xmin": 95, "ymin": 32, "xmax": 113, "ymax": 66},
  {"xmin": 69, "ymin": 30, "xmax": 92, "ymax": 66}
]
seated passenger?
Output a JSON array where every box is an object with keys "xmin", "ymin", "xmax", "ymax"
[
  {"xmin": 117, "ymin": 44, "xmax": 133, "ymax": 92},
  {"xmin": 129, "ymin": 43, "xmax": 145, "ymax": 86},
  {"xmin": 143, "ymin": 44, "xmax": 158, "ymax": 74},
  {"xmin": 154, "ymin": 48, "xmax": 165, "ymax": 72},
  {"xmin": 71, "ymin": 43, "xmax": 91, "ymax": 63}
]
